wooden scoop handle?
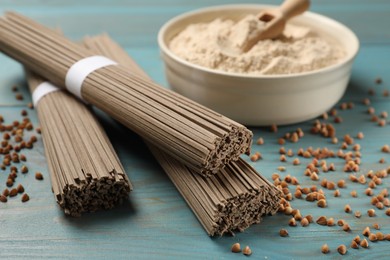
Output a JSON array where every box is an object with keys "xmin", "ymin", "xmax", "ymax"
[
  {"xmin": 241, "ymin": 0, "xmax": 310, "ymax": 52},
  {"xmin": 280, "ymin": 0, "xmax": 310, "ymax": 20}
]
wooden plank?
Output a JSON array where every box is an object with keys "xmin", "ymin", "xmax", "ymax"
[
  {"xmin": 0, "ymin": 1, "xmax": 389, "ymax": 259},
  {"xmin": 0, "ymin": 0, "xmax": 389, "ymax": 45}
]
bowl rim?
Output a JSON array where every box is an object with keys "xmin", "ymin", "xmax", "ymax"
[{"xmin": 157, "ymin": 4, "xmax": 360, "ymax": 79}]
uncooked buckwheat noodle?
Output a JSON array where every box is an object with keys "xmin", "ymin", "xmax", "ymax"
[
  {"xmin": 27, "ymin": 71, "xmax": 132, "ymax": 216},
  {"xmin": 83, "ymin": 34, "xmax": 281, "ymax": 236},
  {"xmin": 0, "ymin": 12, "xmax": 252, "ymax": 177}
]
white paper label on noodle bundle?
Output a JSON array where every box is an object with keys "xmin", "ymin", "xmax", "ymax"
[
  {"xmin": 32, "ymin": 82, "xmax": 60, "ymax": 107},
  {"xmin": 65, "ymin": 56, "xmax": 117, "ymax": 99}
]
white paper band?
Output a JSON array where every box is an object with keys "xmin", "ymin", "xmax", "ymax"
[
  {"xmin": 65, "ymin": 56, "xmax": 117, "ymax": 99},
  {"xmin": 32, "ymin": 82, "xmax": 60, "ymax": 107}
]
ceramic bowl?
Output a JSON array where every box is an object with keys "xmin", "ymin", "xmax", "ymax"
[{"xmin": 158, "ymin": 4, "xmax": 359, "ymax": 126}]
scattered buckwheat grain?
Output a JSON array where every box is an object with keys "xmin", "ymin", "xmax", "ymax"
[
  {"xmin": 337, "ymin": 244, "xmax": 347, "ymax": 255},
  {"xmin": 231, "ymin": 243, "xmax": 241, "ymax": 253},
  {"xmin": 279, "ymin": 229, "xmax": 288, "ymax": 237},
  {"xmin": 321, "ymin": 244, "xmax": 329, "ymax": 254},
  {"xmin": 242, "ymin": 246, "xmax": 252, "ymax": 256}
]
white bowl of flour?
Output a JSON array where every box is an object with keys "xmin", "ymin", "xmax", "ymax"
[{"xmin": 158, "ymin": 4, "xmax": 359, "ymax": 126}]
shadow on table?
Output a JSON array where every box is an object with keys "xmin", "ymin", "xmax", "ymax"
[
  {"xmin": 62, "ymin": 197, "xmax": 138, "ymax": 229},
  {"xmin": 345, "ymin": 77, "xmax": 371, "ymax": 98},
  {"xmin": 209, "ymin": 214, "xmax": 286, "ymax": 258}
]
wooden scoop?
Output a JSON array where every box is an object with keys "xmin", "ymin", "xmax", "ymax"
[{"xmin": 241, "ymin": 0, "xmax": 310, "ymax": 52}]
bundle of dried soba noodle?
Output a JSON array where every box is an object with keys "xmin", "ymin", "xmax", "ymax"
[
  {"xmin": 0, "ymin": 12, "xmax": 252, "ymax": 177},
  {"xmin": 27, "ymin": 72, "xmax": 132, "ymax": 216},
  {"xmin": 83, "ymin": 34, "xmax": 281, "ymax": 236}
]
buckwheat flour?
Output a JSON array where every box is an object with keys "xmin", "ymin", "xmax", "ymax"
[{"xmin": 169, "ymin": 15, "xmax": 346, "ymax": 75}]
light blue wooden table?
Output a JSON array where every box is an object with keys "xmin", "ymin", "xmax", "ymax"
[{"xmin": 0, "ymin": 0, "xmax": 389, "ymax": 259}]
